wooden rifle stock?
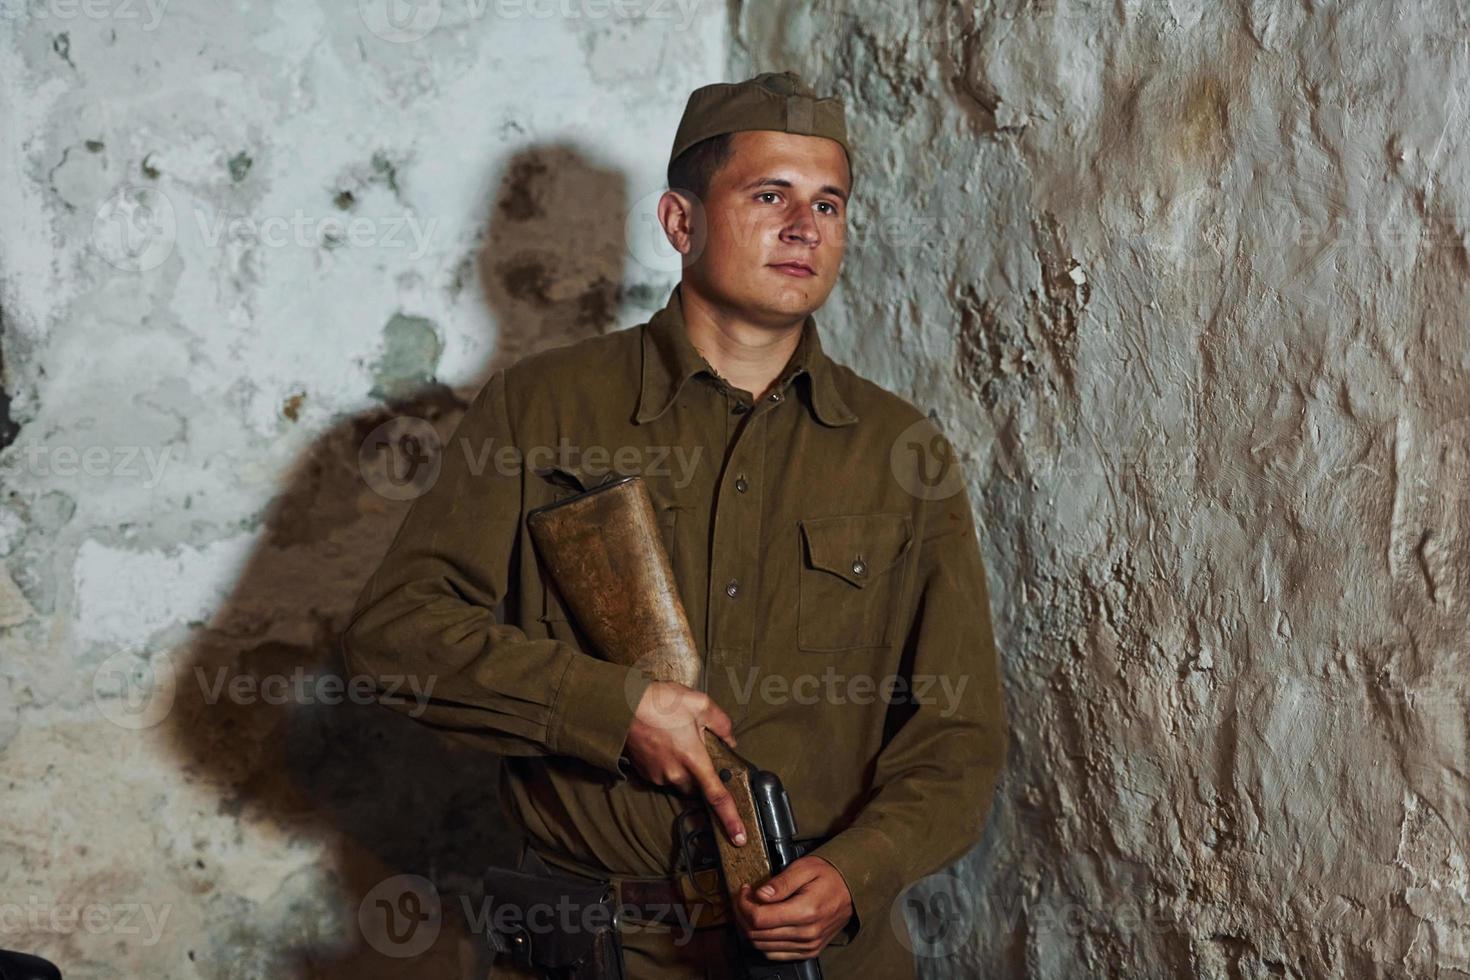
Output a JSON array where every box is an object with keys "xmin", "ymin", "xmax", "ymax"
[{"xmin": 524, "ymin": 474, "xmax": 774, "ymax": 903}]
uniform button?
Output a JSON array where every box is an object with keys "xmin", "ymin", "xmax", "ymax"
[
  {"xmin": 769, "ymin": 390, "xmax": 782, "ymax": 402},
  {"xmin": 725, "ymin": 579, "xmax": 740, "ymax": 598},
  {"xmin": 851, "ymin": 557, "xmax": 866, "ymax": 576},
  {"xmin": 731, "ymin": 402, "xmax": 749, "ymax": 415},
  {"xmin": 735, "ymin": 476, "xmax": 748, "ymax": 493}
]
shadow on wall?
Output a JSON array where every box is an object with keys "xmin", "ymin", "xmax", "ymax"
[{"xmin": 157, "ymin": 144, "xmax": 632, "ymax": 978}]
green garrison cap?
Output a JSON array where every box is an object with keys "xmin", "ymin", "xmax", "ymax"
[{"xmin": 669, "ymin": 70, "xmax": 854, "ymax": 192}]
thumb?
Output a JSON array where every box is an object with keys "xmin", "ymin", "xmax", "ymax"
[{"xmin": 757, "ymin": 865, "xmax": 804, "ymax": 901}]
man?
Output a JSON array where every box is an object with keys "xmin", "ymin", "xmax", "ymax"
[{"xmin": 341, "ymin": 70, "xmax": 1008, "ymax": 978}]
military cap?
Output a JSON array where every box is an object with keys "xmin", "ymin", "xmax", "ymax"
[{"xmin": 669, "ymin": 70, "xmax": 854, "ymax": 193}]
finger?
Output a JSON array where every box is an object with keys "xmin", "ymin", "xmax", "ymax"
[
  {"xmin": 750, "ymin": 938, "xmax": 824, "ymax": 959},
  {"xmin": 746, "ymin": 923, "xmax": 824, "ymax": 942},
  {"xmin": 737, "ymin": 885, "xmax": 818, "ymax": 931},
  {"xmin": 699, "ymin": 699, "xmax": 737, "ymax": 748},
  {"xmin": 734, "ymin": 883, "xmax": 761, "ymax": 928},
  {"xmin": 750, "ymin": 938, "xmax": 823, "ymax": 952},
  {"xmin": 691, "ymin": 747, "xmax": 747, "ymax": 845},
  {"xmin": 758, "ymin": 950, "xmax": 822, "ymax": 962},
  {"xmin": 756, "ymin": 859, "xmax": 822, "ymax": 902},
  {"xmin": 744, "ymin": 906, "xmax": 821, "ymax": 935}
]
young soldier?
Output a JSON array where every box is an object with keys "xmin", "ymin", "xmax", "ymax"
[{"xmin": 342, "ymin": 70, "xmax": 1008, "ymax": 978}]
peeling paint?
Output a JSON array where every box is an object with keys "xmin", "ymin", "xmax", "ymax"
[
  {"xmin": 0, "ymin": 5, "xmax": 734, "ymax": 974},
  {"xmin": 281, "ymin": 392, "xmax": 305, "ymax": 422},
  {"xmin": 368, "ymin": 313, "xmax": 442, "ymax": 402},
  {"xmin": 227, "ymin": 151, "xmax": 252, "ymax": 183}
]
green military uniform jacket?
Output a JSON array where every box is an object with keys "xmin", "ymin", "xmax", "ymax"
[{"xmin": 342, "ymin": 282, "xmax": 1008, "ymax": 978}]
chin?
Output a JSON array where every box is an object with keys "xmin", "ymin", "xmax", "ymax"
[
  {"xmin": 773, "ymin": 280, "xmax": 829, "ymax": 309},
  {"xmin": 759, "ymin": 289, "xmax": 816, "ymax": 316}
]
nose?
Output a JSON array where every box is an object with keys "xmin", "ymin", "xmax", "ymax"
[{"xmin": 781, "ymin": 206, "xmax": 820, "ymax": 247}]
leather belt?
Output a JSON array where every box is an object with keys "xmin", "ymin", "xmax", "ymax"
[
  {"xmin": 527, "ymin": 836, "xmax": 830, "ymax": 932},
  {"xmin": 530, "ymin": 845, "xmax": 732, "ymax": 929},
  {"xmin": 616, "ymin": 866, "xmax": 731, "ymax": 929}
]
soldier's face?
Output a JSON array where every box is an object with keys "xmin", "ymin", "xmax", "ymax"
[{"xmin": 687, "ymin": 130, "xmax": 850, "ymax": 324}]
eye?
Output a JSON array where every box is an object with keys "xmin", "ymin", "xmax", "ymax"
[
  {"xmin": 816, "ymin": 201, "xmax": 840, "ymax": 215},
  {"xmin": 757, "ymin": 191, "xmax": 780, "ymax": 204}
]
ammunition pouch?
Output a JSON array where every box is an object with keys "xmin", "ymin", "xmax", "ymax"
[{"xmin": 483, "ymin": 847, "xmax": 626, "ymax": 980}]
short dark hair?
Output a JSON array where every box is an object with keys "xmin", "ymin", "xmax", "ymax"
[{"xmin": 666, "ymin": 132, "xmax": 735, "ymax": 204}]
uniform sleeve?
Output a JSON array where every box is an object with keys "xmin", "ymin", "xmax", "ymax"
[
  {"xmin": 339, "ymin": 367, "xmax": 655, "ymax": 777},
  {"xmin": 809, "ymin": 467, "xmax": 1009, "ymax": 941}
]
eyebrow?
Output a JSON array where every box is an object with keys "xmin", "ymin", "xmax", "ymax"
[{"xmin": 742, "ymin": 176, "xmax": 849, "ymax": 204}]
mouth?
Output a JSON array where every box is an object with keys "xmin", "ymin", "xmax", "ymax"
[{"xmin": 768, "ymin": 261, "xmax": 816, "ymax": 278}]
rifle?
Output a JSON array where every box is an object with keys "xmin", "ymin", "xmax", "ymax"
[{"xmin": 526, "ymin": 473, "xmax": 823, "ymax": 980}]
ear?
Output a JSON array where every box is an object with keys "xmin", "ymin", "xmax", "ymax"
[{"xmin": 656, "ymin": 189, "xmax": 706, "ymax": 263}]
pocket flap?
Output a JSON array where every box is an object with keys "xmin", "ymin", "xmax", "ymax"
[
  {"xmin": 481, "ymin": 866, "xmax": 615, "ymax": 967},
  {"xmin": 799, "ymin": 513, "xmax": 913, "ymax": 588}
]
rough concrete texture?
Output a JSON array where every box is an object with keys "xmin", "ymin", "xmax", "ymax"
[
  {"xmin": 735, "ymin": 1, "xmax": 1470, "ymax": 977},
  {"xmin": 2, "ymin": 0, "xmax": 1466, "ymax": 977},
  {"xmin": 0, "ymin": 2, "xmax": 726, "ymax": 976}
]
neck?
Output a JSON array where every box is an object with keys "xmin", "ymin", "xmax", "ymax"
[{"xmin": 677, "ymin": 282, "xmax": 804, "ymax": 403}]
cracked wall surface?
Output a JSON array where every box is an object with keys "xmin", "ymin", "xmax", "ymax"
[
  {"xmin": 0, "ymin": 2, "xmax": 727, "ymax": 976},
  {"xmin": 3, "ymin": 0, "xmax": 1468, "ymax": 978},
  {"xmin": 735, "ymin": 1, "xmax": 1470, "ymax": 977}
]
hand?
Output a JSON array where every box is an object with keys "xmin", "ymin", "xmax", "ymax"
[
  {"xmin": 732, "ymin": 855, "xmax": 855, "ymax": 961},
  {"xmin": 622, "ymin": 680, "xmax": 748, "ymax": 846}
]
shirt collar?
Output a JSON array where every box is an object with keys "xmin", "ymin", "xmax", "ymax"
[{"xmin": 635, "ymin": 283, "xmax": 859, "ymax": 427}]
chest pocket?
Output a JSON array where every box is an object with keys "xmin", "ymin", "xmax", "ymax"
[
  {"xmin": 797, "ymin": 513, "xmax": 913, "ymax": 651},
  {"xmin": 537, "ymin": 466, "xmax": 681, "ymax": 625}
]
